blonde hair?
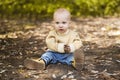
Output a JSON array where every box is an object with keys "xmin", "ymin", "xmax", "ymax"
[{"xmin": 53, "ymin": 8, "xmax": 71, "ymax": 20}]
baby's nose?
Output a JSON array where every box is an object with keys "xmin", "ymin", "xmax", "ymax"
[
  {"xmin": 59, "ymin": 24, "xmax": 63, "ymax": 28},
  {"xmin": 59, "ymin": 26, "xmax": 63, "ymax": 28}
]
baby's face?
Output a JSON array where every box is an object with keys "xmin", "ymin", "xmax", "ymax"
[{"xmin": 53, "ymin": 13, "xmax": 70, "ymax": 33}]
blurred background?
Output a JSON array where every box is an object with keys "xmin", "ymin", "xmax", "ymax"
[
  {"xmin": 0, "ymin": 0, "xmax": 120, "ymax": 34},
  {"xmin": 0, "ymin": 0, "xmax": 120, "ymax": 19},
  {"xmin": 0, "ymin": 1, "xmax": 120, "ymax": 80}
]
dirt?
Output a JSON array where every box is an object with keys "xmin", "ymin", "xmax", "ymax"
[{"xmin": 0, "ymin": 17, "xmax": 120, "ymax": 80}]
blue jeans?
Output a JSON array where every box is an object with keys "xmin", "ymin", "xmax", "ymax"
[{"xmin": 40, "ymin": 51, "xmax": 74, "ymax": 66}]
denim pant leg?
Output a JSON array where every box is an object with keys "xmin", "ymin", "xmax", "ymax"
[
  {"xmin": 40, "ymin": 51, "xmax": 57, "ymax": 65},
  {"xmin": 58, "ymin": 53, "xmax": 74, "ymax": 66}
]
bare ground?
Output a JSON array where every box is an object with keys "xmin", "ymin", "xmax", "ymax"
[{"xmin": 0, "ymin": 17, "xmax": 120, "ymax": 80}]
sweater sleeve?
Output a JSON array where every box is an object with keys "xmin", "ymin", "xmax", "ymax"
[
  {"xmin": 46, "ymin": 31, "xmax": 65, "ymax": 53},
  {"xmin": 69, "ymin": 32, "xmax": 83, "ymax": 52},
  {"xmin": 46, "ymin": 31, "xmax": 57, "ymax": 51}
]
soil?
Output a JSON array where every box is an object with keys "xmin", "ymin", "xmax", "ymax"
[{"xmin": 0, "ymin": 17, "xmax": 120, "ymax": 80}]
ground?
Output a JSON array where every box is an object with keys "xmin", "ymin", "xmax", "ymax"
[{"xmin": 0, "ymin": 17, "xmax": 120, "ymax": 80}]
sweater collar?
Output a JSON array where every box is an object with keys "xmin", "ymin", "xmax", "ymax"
[{"xmin": 56, "ymin": 29, "xmax": 70, "ymax": 36}]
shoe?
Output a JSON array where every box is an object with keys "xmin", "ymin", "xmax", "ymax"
[
  {"xmin": 71, "ymin": 59, "xmax": 77, "ymax": 70},
  {"xmin": 71, "ymin": 60, "xmax": 84, "ymax": 72},
  {"xmin": 24, "ymin": 58, "xmax": 45, "ymax": 70},
  {"xmin": 73, "ymin": 47, "xmax": 85, "ymax": 71}
]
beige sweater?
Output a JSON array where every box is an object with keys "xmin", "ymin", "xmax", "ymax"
[{"xmin": 46, "ymin": 29, "xmax": 83, "ymax": 53}]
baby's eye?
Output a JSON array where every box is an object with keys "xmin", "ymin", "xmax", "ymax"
[
  {"xmin": 55, "ymin": 22, "xmax": 59, "ymax": 24},
  {"xmin": 62, "ymin": 22, "xmax": 66, "ymax": 24}
]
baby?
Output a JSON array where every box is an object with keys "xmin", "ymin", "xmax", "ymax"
[{"xmin": 24, "ymin": 8, "xmax": 83, "ymax": 71}]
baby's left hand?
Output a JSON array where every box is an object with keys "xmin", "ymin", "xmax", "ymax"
[{"xmin": 64, "ymin": 44, "xmax": 71, "ymax": 53}]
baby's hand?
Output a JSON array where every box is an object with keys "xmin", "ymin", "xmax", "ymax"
[{"xmin": 64, "ymin": 44, "xmax": 71, "ymax": 53}]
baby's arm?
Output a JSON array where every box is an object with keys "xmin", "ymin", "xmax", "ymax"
[
  {"xmin": 69, "ymin": 32, "xmax": 83, "ymax": 53},
  {"xmin": 46, "ymin": 31, "xmax": 66, "ymax": 53},
  {"xmin": 46, "ymin": 31, "xmax": 58, "ymax": 51}
]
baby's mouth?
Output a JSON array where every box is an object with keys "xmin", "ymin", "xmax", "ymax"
[
  {"xmin": 59, "ymin": 29, "xmax": 64, "ymax": 31},
  {"xmin": 58, "ymin": 28, "xmax": 64, "ymax": 31},
  {"xmin": 58, "ymin": 29, "xmax": 66, "ymax": 33}
]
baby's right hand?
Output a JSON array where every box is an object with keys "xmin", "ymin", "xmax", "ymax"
[{"xmin": 64, "ymin": 45, "xmax": 71, "ymax": 53}]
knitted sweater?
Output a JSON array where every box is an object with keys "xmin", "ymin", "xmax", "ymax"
[{"xmin": 46, "ymin": 29, "xmax": 83, "ymax": 53}]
